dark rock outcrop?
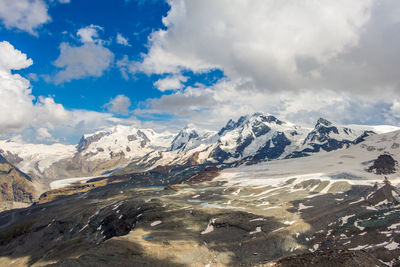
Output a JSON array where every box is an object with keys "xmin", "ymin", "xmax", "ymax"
[
  {"xmin": 77, "ymin": 132, "xmax": 110, "ymax": 152},
  {"xmin": 368, "ymin": 154, "xmax": 396, "ymax": 174}
]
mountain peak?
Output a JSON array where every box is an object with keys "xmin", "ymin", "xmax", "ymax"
[
  {"xmin": 218, "ymin": 113, "xmax": 284, "ymax": 136},
  {"xmin": 316, "ymin": 118, "xmax": 332, "ymax": 127},
  {"xmin": 169, "ymin": 126, "xmax": 200, "ymax": 151}
]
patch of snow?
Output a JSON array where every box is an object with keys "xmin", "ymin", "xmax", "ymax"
[
  {"xmin": 201, "ymin": 219, "xmax": 216, "ymax": 234},
  {"xmin": 284, "ymin": 220, "xmax": 296, "ymax": 225},
  {"xmin": 354, "ymin": 221, "xmax": 365, "ymax": 231},
  {"xmin": 298, "ymin": 203, "xmax": 313, "ymax": 211},
  {"xmin": 50, "ymin": 176, "xmax": 100, "ymax": 189},
  {"xmin": 388, "ymin": 222, "xmax": 400, "ymax": 230},
  {"xmin": 150, "ymin": 220, "xmax": 162, "ymax": 227},
  {"xmin": 232, "ymin": 188, "xmax": 241, "ymax": 196},
  {"xmin": 340, "ymin": 214, "xmax": 355, "ymax": 225},
  {"xmin": 349, "ymin": 198, "xmax": 364, "ymax": 205},
  {"xmin": 349, "ymin": 245, "xmax": 367, "ymax": 250},
  {"xmin": 250, "ymin": 218, "xmax": 264, "ymax": 222},
  {"xmin": 376, "ymin": 199, "xmax": 389, "ymax": 206},
  {"xmin": 263, "ymin": 206, "xmax": 280, "ymax": 210},
  {"xmin": 250, "ymin": 226, "xmax": 262, "ymax": 235}
]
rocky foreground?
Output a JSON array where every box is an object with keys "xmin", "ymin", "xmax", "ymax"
[{"xmin": 1, "ymin": 168, "xmax": 400, "ymax": 266}]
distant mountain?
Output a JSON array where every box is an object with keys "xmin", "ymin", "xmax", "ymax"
[
  {"xmin": 120, "ymin": 113, "xmax": 374, "ymax": 173},
  {"xmin": 0, "ymin": 113, "xmax": 386, "ymax": 183},
  {"xmin": 0, "ymin": 125, "xmax": 175, "ymax": 181},
  {"xmin": 76, "ymin": 125, "xmax": 174, "ymax": 158},
  {"xmin": 169, "ymin": 126, "xmax": 200, "ymax": 151}
]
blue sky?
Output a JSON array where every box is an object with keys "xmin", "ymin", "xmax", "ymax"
[
  {"xmin": 2, "ymin": 0, "xmax": 170, "ymax": 112},
  {"xmin": 0, "ymin": 0, "xmax": 223, "ymax": 116},
  {"xmin": 1, "ymin": 0, "xmax": 400, "ymax": 144}
]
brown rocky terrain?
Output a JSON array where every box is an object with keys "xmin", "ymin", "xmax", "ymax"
[
  {"xmin": 272, "ymin": 249, "xmax": 385, "ymax": 267},
  {"xmin": 0, "ymin": 155, "xmax": 37, "ymax": 211},
  {"xmin": 1, "ymin": 171, "xmax": 400, "ymax": 266}
]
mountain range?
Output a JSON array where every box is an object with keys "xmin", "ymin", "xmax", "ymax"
[{"xmin": 0, "ymin": 113, "xmax": 385, "ymax": 183}]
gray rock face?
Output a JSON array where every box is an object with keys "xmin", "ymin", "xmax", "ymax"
[
  {"xmin": 77, "ymin": 132, "xmax": 110, "ymax": 153},
  {"xmin": 136, "ymin": 130, "xmax": 150, "ymax": 148}
]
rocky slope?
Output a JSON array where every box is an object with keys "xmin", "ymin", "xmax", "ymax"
[{"xmin": 0, "ymin": 155, "xmax": 40, "ymax": 211}]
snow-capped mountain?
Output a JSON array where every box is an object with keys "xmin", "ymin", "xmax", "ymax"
[
  {"xmin": 301, "ymin": 118, "xmax": 362, "ymax": 153},
  {"xmin": 210, "ymin": 113, "xmax": 308, "ymax": 162},
  {"xmin": 0, "ymin": 125, "xmax": 175, "ymax": 180},
  {"xmin": 169, "ymin": 126, "xmax": 200, "ymax": 151},
  {"xmin": 0, "ymin": 112, "xmax": 396, "ymax": 181},
  {"xmin": 76, "ymin": 125, "xmax": 175, "ymax": 161},
  {"xmin": 120, "ymin": 113, "xmax": 377, "ymax": 173},
  {"xmin": 0, "ymin": 140, "xmax": 76, "ymax": 176}
]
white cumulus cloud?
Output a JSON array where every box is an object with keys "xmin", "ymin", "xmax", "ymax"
[
  {"xmin": 77, "ymin": 24, "xmax": 104, "ymax": 44},
  {"xmin": 104, "ymin": 94, "xmax": 132, "ymax": 115},
  {"xmin": 0, "ymin": 41, "xmax": 135, "ymax": 144},
  {"xmin": 0, "ymin": 0, "xmax": 50, "ymax": 35},
  {"xmin": 53, "ymin": 25, "xmax": 114, "ymax": 84},
  {"xmin": 134, "ymin": 0, "xmax": 374, "ymax": 92},
  {"xmin": 116, "ymin": 33, "xmax": 131, "ymax": 46},
  {"xmin": 131, "ymin": 0, "xmax": 400, "ymax": 128},
  {"xmin": 153, "ymin": 74, "xmax": 187, "ymax": 91},
  {"xmin": 0, "ymin": 41, "xmax": 70, "ymax": 135}
]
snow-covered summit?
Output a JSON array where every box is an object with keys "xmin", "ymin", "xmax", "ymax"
[
  {"xmin": 76, "ymin": 125, "xmax": 175, "ymax": 161},
  {"xmin": 0, "ymin": 139, "xmax": 76, "ymax": 175},
  {"xmin": 169, "ymin": 125, "xmax": 200, "ymax": 151},
  {"xmin": 301, "ymin": 118, "xmax": 366, "ymax": 153},
  {"xmin": 214, "ymin": 113, "xmax": 308, "ymax": 162},
  {"xmin": 132, "ymin": 113, "xmax": 373, "ymax": 170}
]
